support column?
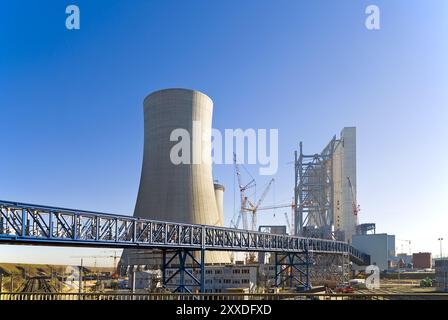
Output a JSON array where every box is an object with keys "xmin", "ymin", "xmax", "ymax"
[
  {"xmin": 274, "ymin": 253, "xmax": 280, "ymax": 288},
  {"xmin": 274, "ymin": 251, "xmax": 311, "ymax": 291},
  {"xmin": 162, "ymin": 249, "xmax": 203, "ymax": 294},
  {"xmin": 161, "ymin": 249, "xmax": 166, "ymax": 290},
  {"xmin": 200, "ymin": 249, "xmax": 205, "ymax": 294}
]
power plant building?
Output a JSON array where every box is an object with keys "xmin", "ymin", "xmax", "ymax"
[
  {"xmin": 296, "ymin": 127, "xmax": 358, "ymax": 243},
  {"xmin": 352, "ymin": 233, "xmax": 395, "ymax": 271},
  {"xmin": 333, "ymin": 127, "xmax": 358, "ymax": 242}
]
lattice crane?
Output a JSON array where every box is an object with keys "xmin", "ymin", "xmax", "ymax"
[
  {"xmin": 347, "ymin": 176, "xmax": 360, "ymax": 217},
  {"xmin": 257, "ymin": 199, "xmax": 296, "ymax": 234},
  {"xmin": 231, "ymin": 153, "xmax": 255, "ymax": 230},
  {"xmin": 246, "ymin": 178, "xmax": 275, "ymax": 232}
]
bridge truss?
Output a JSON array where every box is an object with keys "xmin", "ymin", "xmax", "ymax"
[{"xmin": 0, "ymin": 200, "xmax": 369, "ymax": 293}]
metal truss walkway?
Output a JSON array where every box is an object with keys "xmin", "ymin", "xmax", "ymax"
[{"xmin": 0, "ymin": 200, "xmax": 369, "ymax": 292}]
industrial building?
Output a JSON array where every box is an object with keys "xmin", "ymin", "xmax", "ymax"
[
  {"xmin": 295, "ymin": 127, "xmax": 359, "ymax": 243},
  {"xmin": 435, "ymin": 259, "xmax": 448, "ymax": 292},
  {"xmin": 332, "ymin": 127, "xmax": 358, "ymax": 242},
  {"xmin": 116, "ymin": 88, "xmax": 368, "ymax": 291},
  {"xmin": 352, "ymin": 233, "xmax": 395, "ymax": 271},
  {"xmin": 127, "ymin": 263, "xmax": 314, "ymax": 293},
  {"xmin": 394, "ymin": 253, "xmax": 413, "ymax": 268},
  {"xmin": 412, "ymin": 252, "xmax": 432, "ymax": 269},
  {"xmin": 168, "ymin": 264, "xmax": 259, "ymax": 293}
]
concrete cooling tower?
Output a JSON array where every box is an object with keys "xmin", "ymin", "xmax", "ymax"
[
  {"xmin": 122, "ymin": 88, "xmax": 230, "ymax": 268},
  {"xmin": 213, "ymin": 183, "xmax": 225, "ymax": 227}
]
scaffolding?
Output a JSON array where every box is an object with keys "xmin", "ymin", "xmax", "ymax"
[{"xmin": 294, "ymin": 136, "xmax": 341, "ymax": 239}]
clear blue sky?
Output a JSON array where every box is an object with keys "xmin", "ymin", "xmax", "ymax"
[{"xmin": 1, "ymin": 0, "xmax": 447, "ymax": 266}]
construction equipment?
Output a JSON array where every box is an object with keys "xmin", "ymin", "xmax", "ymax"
[
  {"xmin": 71, "ymin": 252, "xmax": 119, "ymax": 268},
  {"xmin": 231, "ymin": 153, "xmax": 255, "ymax": 230},
  {"xmin": 245, "ymin": 178, "xmax": 275, "ymax": 232},
  {"xmin": 231, "ymin": 153, "xmax": 274, "ymax": 232},
  {"xmin": 284, "ymin": 212, "xmax": 291, "ymax": 234},
  {"xmin": 231, "ymin": 153, "xmax": 275, "ymax": 263},
  {"xmin": 347, "ymin": 176, "xmax": 360, "ymax": 217},
  {"xmin": 257, "ymin": 200, "xmax": 296, "ymax": 235},
  {"xmin": 71, "ymin": 251, "xmax": 120, "ymax": 275},
  {"xmin": 335, "ymin": 282, "xmax": 355, "ymax": 293},
  {"xmin": 397, "ymin": 239, "xmax": 412, "ymax": 255}
]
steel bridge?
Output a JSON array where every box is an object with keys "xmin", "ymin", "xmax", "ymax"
[{"xmin": 0, "ymin": 200, "xmax": 369, "ymax": 293}]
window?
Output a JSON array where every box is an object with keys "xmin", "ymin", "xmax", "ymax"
[{"xmin": 242, "ymin": 279, "xmax": 249, "ymax": 284}]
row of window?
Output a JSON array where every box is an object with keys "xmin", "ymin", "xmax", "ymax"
[
  {"xmin": 180, "ymin": 279, "xmax": 251, "ymax": 285},
  {"xmin": 207, "ymin": 269, "xmax": 251, "ymax": 274}
]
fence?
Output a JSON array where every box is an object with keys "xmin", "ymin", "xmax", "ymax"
[{"xmin": 1, "ymin": 292, "xmax": 448, "ymax": 300}]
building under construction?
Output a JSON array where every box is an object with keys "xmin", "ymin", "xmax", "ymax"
[
  {"xmin": 119, "ymin": 88, "xmax": 362, "ymax": 291},
  {"xmin": 295, "ymin": 127, "xmax": 358, "ymax": 244}
]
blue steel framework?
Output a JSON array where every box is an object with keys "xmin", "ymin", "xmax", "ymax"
[
  {"xmin": 275, "ymin": 252, "xmax": 311, "ymax": 290},
  {"xmin": 0, "ymin": 200, "xmax": 369, "ymax": 292},
  {"xmin": 294, "ymin": 138, "xmax": 339, "ymax": 239}
]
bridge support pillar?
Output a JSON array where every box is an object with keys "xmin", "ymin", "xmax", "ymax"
[
  {"xmin": 274, "ymin": 251, "xmax": 311, "ymax": 291},
  {"xmin": 162, "ymin": 249, "xmax": 205, "ymax": 294}
]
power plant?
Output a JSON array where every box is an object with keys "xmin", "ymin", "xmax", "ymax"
[
  {"xmin": 0, "ymin": 87, "xmax": 444, "ymax": 299},
  {"xmin": 116, "ymin": 88, "xmax": 365, "ymax": 288},
  {"xmin": 2, "ymin": 1, "xmax": 446, "ymax": 304}
]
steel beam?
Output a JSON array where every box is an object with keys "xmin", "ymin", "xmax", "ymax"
[{"xmin": 0, "ymin": 200, "xmax": 369, "ymax": 265}]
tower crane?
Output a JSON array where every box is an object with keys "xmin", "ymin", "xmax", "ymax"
[
  {"xmin": 231, "ymin": 153, "xmax": 255, "ymax": 230},
  {"xmin": 283, "ymin": 212, "xmax": 291, "ymax": 235},
  {"xmin": 231, "ymin": 153, "xmax": 275, "ymax": 263},
  {"xmin": 245, "ymin": 178, "xmax": 275, "ymax": 232},
  {"xmin": 257, "ymin": 199, "xmax": 296, "ymax": 235},
  {"xmin": 71, "ymin": 251, "xmax": 120, "ymax": 274},
  {"xmin": 347, "ymin": 176, "xmax": 360, "ymax": 217},
  {"xmin": 397, "ymin": 239, "xmax": 412, "ymax": 256}
]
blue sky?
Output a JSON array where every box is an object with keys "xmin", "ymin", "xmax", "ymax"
[{"xmin": 1, "ymin": 0, "xmax": 447, "ymax": 266}]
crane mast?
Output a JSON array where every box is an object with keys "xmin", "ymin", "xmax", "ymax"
[{"xmin": 347, "ymin": 176, "xmax": 360, "ymax": 216}]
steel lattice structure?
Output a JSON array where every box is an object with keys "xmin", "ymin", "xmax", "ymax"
[
  {"xmin": 294, "ymin": 137, "xmax": 340, "ymax": 239},
  {"xmin": 0, "ymin": 200, "xmax": 369, "ymax": 293}
]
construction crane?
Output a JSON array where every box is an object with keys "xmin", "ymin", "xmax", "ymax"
[
  {"xmin": 231, "ymin": 153, "xmax": 255, "ymax": 230},
  {"xmin": 347, "ymin": 176, "xmax": 360, "ymax": 217},
  {"xmin": 231, "ymin": 153, "xmax": 275, "ymax": 263},
  {"xmin": 70, "ymin": 251, "xmax": 120, "ymax": 274},
  {"xmin": 397, "ymin": 239, "xmax": 412, "ymax": 256},
  {"xmin": 257, "ymin": 199, "xmax": 296, "ymax": 235},
  {"xmin": 243, "ymin": 179, "xmax": 274, "ymax": 263},
  {"xmin": 283, "ymin": 212, "xmax": 291, "ymax": 235},
  {"xmin": 245, "ymin": 178, "xmax": 275, "ymax": 232}
]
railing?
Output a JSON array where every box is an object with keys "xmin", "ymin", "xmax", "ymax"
[
  {"xmin": 0, "ymin": 200, "xmax": 369, "ymax": 265},
  {"xmin": 1, "ymin": 292, "xmax": 447, "ymax": 301}
]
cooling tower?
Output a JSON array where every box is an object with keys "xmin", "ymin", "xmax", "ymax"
[{"xmin": 129, "ymin": 88, "xmax": 229, "ymax": 265}]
